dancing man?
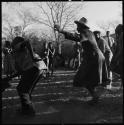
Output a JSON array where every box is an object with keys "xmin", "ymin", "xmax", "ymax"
[{"xmin": 54, "ymin": 17, "xmax": 108, "ymax": 103}]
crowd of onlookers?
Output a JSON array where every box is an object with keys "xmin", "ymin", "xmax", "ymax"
[
  {"xmin": 2, "ymin": 38, "xmax": 56, "ymax": 78},
  {"xmin": 2, "ymin": 30, "xmax": 117, "ymax": 78}
]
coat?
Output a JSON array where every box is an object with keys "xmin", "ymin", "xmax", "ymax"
[
  {"xmin": 11, "ymin": 37, "xmax": 41, "ymax": 73},
  {"xmin": 97, "ymin": 37, "xmax": 113, "ymax": 68},
  {"xmin": 110, "ymin": 32, "xmax": 123, "ymax": 76},
  {"xmin": 63, "ymin": 29, "xmax": 108, "ymax": 88},
  {"xmin": 105, "ymin": 36, "xmax": 115, "ymax": 53}
]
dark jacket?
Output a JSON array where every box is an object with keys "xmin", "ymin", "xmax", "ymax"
[
  {"xmin": 63, "ymin": 29, "xmax": 108, "ymax": 88},
  {"xmin": 111, "ymin": 32, "xmax": 123, "ymax": 76},
  {"xmin": 97, "ymin": 37, "xmax": 111, "ymax": 54}
]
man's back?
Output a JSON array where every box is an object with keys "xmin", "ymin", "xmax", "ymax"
[
  {"xmin": 105, "ymin": 36, "xmax": 114, "ymax": 48},
  {"xmin": 97, "ymin": 37, "xmax": 111, "ymax": 55}
]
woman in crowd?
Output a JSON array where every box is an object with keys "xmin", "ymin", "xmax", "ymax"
[
  {"xmin": 43, "ymin": 42, "xmax": 50, "ymax": 76},
  {"xmin": 3, "ymin": 41, "xmax": 16, "ymax": 77},
  {"xmin": 48, "ymin": 42, "xmax": 55, "ymax": 76}
]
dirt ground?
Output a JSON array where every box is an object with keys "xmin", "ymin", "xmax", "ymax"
[{"xmin": 2, "ymin": 69, "xmax": 123, "ymax": 124}]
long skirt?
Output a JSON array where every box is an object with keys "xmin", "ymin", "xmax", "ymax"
[{"xmin": 73, "ymin": 52, "xmax": 108, "ymax": 89}]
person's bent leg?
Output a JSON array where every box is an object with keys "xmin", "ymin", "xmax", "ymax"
[
  {"xmin": 87, "ymin": 86, "xmax": 99, "ymax": 104},
  {"xmin": 16, "ymin": 67, "xmax": 40, "ymax": 116}
]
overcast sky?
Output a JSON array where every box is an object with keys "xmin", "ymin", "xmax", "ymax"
[
  {"xmin": 77, "ymin": 1, "xmax": 122, "ymax": 31},
  {"xmin": 2, "ymin": 1, "xmax": 122, "ymax": 37}
]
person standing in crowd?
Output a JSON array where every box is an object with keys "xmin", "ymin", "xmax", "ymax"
[
  {"xmin": 48, "ymin": 42, "xmax": 55, "ymax": 76},
  {"xmin": 110, "ymin": 24, "xmax": 123, "ymax": 81},
  {"xmin": 73, "ymin": 42, "xmax": 81, "ymax": 70},
  {"xmin": 43, "ymin": 42, "xmax": 49, "ymax": 76},
  {"xmin": 54, "ymin": 17, "xmax": 108, "ymax": 103},
  {"xmin": 2, "ymin": 51, "xmax": 4, "ymax": 74},
  {"xmin": 11, "ymin": 36, "xmax": 41, "ymax": 116},
  {"xmin": 105, "ymin": 31, "xmax": 115, "ymax": 54},
  {"xmin": 2, "ymin": 41, "xmax": 16, "ymax": 77},
  {"xmin": 93, "ymin": 31, "xmax": 113, "ymax": 88},
  {"xmin": 2, "ymin": 37, "xmax": 6, "ymax": 76}
]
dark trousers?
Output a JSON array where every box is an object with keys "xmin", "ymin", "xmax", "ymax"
[
  {"xmin": 49, "ymin": 57, "xmax": 54, "ymax": 75},
  {"xmin": 17, "ymin": 66, "xmax": 40, "ymax": 107}
]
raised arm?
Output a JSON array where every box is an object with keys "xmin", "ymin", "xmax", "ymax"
[{"xmin": 54, "ymin": 24, "xmax": 80, "ymax": 42}]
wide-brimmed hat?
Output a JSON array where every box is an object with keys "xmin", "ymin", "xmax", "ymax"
[{"xmin": 74, "ymin": 17, "xmax": 89, "ymax": 29}]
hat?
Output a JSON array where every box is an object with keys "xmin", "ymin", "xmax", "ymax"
[
  {"xmin": 74, "ymin": 17, "xmax": 89, "ymax": 29},
  {"xmin": 93, "ymin": 30, "xmax": 101, "ymax": 35}
]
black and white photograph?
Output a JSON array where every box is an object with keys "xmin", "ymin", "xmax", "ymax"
[{"xmin": 1, "ymin": 1, "xmax": 123, "ymax": 124}]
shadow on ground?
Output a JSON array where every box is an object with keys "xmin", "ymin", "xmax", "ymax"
[{"xmin": 2, "ymin": 70, "xmax": 123, "ymax": 124}]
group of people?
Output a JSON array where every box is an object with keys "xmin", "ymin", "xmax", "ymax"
[
  {"xmin": 54, "ymin": 17, "xmax": 123, "ymax": 103},
  {"xmin": 71, "ymin": 30, "xmax": 115, "ymax": 74},
  {"xmin": 2, "ymin": 39, "xmax": 17, "ymax": 77},
  {"xmin": 93, "ymin": 30, "xmax": 113, "ymax": 87},
  {"xmin": 2, "ymin": 39, "xmax": 55, "ymax": 78},
  {"xmin": 2, "ymin": 16, "xmax": 123, "ymax": 117}
]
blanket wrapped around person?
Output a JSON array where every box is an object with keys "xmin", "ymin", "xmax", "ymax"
[
  {"xmin": 110, "ymin": 24, "xmax": 123, "ymax": 77},
  {"xmin": 1, "ymin": 55, "xmax": 47, "ymax": 93}
]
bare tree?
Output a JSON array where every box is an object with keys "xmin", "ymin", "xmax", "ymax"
[
  {"xmin": 97, "ymin": 21, "xmax": 111, "ymax": 33},
  {"xmin": 2, "ymin": 2, "xmax": 86, "ymax": 54},
  {"xmin": 2, "ymin": 13, "xmax": 15, "ymax": 41},
  {"xmin": 2, "ymin": 2, "xmax": 35, "ymax": 39},
  {"xmin": 40, "ymin": 32, "xmax": 53, "ymax": 42},
  {"xmin": 15, "ymin": 7, "xmax": 35, "ymax": 36},
  {"xmin": 2, "ymin": 2, "xmax": 27, "ymax": 40},
  {"xmin": 109, "ymin": 20, "xmax": 121, "ymax": 31},
  {"xmin": 30, "ymin": 2, "xmax": 85, "ymax": 54},
  {"xmin": 97, "ymin": 1, "xmax": 122, "ymax": 35},
  {"xmin": 97, "ymin": 19, "xmax": 121, "ymax": 35}
]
